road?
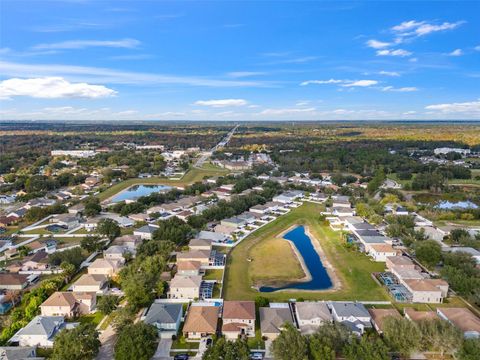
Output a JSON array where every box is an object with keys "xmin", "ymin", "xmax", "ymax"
[{"xmin": 194, "ymin": 125, "xmax": 238, "ymax": 168}]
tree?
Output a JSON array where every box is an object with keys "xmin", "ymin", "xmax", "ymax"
[
  {"xmin": 343, "ymin": 336, "xmax": 390, "ymax": 360},
  {"xmin": 83, "ymin": 197, "xmax": 102, "ymax": 217},
  {"xmin": 367, "ymin": 168, "xmax": 386, "ymax": 194},
  {"xmin": 202, "ymin": 338, "xmax": 250, "ymax": 360},
  {"xmin": 415, "ymin": 240, "xmax": 442, "ymax": 268},
  {"xmin": 418, "ymin": 319, "xmax": 462, "ymax": 356},
  {"xmin": 383, "ymin": 317, "xmax": 421, "ymax": 357},
  {"xmin": 111, "ymin": 307, "xmax": 135, "ymax": 331},
  {"xmin": 81, "ymin": 235, "xmax": 103, "ymax": 253},
  {"xmin": 97, "ymin": 218, "xmax": 121, "ymax": 241},
  {"xmin": 97, "ymin": 295, "xmax": 119, "ymax": 315},
  {"xmin": 457, "ymin": 338, "xmax": 480, "ymax": 360},
  {"xmin": 271, "ymin": 322, "xmax": 308, "ymax": 360},
  {"xmin": 254, "ymin": 296, "xmax": 269, "ymax": 308},
  {"xmin": 309, "ymin": 322, "xmax": 350, "ymax": 357},
  {"xmin": 51, "ymin": 323, "xmax": 100, "ymax": 360},
  {"xmin": 60, "ymin": 261, "xmax": 76, "ymax": 282},
  {"xmin": 114, "ymin": 323, "xmax": 157, "ymax": 360}
]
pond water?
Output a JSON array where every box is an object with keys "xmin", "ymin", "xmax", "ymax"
[
  {"xmin": 434, "ymin": 200, "xmax": 479, "ymax": 210},
  {"xmin": 259, "ymin": 225, "xmax": 333, "ymax": 292},
  {"xmin": 110, "ymin": 184, "xmax": 172, "ymax": 203}
]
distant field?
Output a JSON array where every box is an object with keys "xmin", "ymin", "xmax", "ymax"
[
  {"xmin": 223, "ymin": 202, "xmax": 388, "ymax": 302},
  {"xmin": 97, "ymin": 163, "xmax": 229, "ymax": 201}
]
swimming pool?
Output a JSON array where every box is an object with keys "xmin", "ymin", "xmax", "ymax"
[
  {"xmin": 259, "ymin": 225, "xmax": 333, "ymax": 292},
  {"xmin": 110, "ymin": 184, "xmax": 172, "ymax": 203}
]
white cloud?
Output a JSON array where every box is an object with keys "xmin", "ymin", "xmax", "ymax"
[
  {"xmin": 379, "ymin": 71, "xmax": 400, "ymax": 77},
  {"xmin": 0, "ymin": 61, "xmax": 269, "ymax": 88},
  {"xmin": 260, "ymin": 107, "xmax": 316, "ymax": 115},
  {"xmin": 376, "ymin": 49, "xmax": 412, "ymax": 57},
  {"xmin": 425, "ymin": 98, "xmax": 480, "ymax": 114},
  {"xmin": 342, "ymin": 80, "xmax": 378, "ymax": 87},
  {"xmin": 448, "ymin": 49, "xmax": 463, "ymax": 56},
  {"xmin": 475, "ymin": 45, "xmax": 480, "ymax": 51},
  {"xmin": 366, "ymin": 39, "xmax": 391, "ymax": 49},
  {"xmin": 301, "ymin": 79, "xmax": 377, "ymax": 87},
  {"xmin": 0, "ymin": 77, "xmax": 117, "ymax": 99},
  {"xmin": 194, "ymin": 99, "xmax": 248, "ymax": 107},
  {"xmin": 382, "ymin": 86, "xmax": 418, "ymax": 92},
  {"xmin": 300, "ymin": 79, "xmax": 344, "ymax": 86},
  {"xmin": 392, "ymin": 20, "xmax": 464, "ymax": 39},
  {"xmin": 403, "ymin": 111, "xmax": 417, "ymax": 115},
  {"xmin": 33, "ymin": 38, "xmax": 141, "ymax": 50},
  {"xmin": 227, "ymin": 71, "xmax": 266, "ymax": 78}
]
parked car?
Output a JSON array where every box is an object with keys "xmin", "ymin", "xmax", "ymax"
[
  {"xmin": 174, "ymin": 354, "xmax": 189, "ymax": 360},
  {"xmin": 250, "ymin": 353, "xmax": 263, "ymax": 360},
  {"xmin": 206, "ymin": 338, "xmax": 213, "ymax": 347}
]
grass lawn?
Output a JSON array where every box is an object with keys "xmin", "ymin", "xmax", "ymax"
[
  {"xmin": 249, "ymin": 236, "xmax": 304, "ymax": 287},
  {"xmin": 78, "ymin": 311, "xmax": 105, "ymax": 326},
  {"xmin": 223, "ymin": 202, "xmax": 389, "ymax": 302},
  {"xmin": 171, "ymin": 333, "xmax": 200, "ymax": 350},
  {"xmin": 203, "ymin": 269, "xmax": 224, "ymax": 282},
  {"xmin": 98, "ymin": 164, "xmax": 229, "ymax": 201},
  {"xmin": 22, "ymin": 228, "xmax": 53, "ymax": 235}
]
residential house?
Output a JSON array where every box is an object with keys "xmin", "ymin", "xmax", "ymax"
[
  {"xmin": 295, "ymin": 302, "xmax": 333, "ymax": 334},
  {"xmin": 188, "ymin": 238, "xmax": 212, "ymax": 251},
  {"xmin": 196, "ymin": 231, "xmax": 228, "ymax": 243},
  {"xmin": 133, "ymin": 224, "xmax": 159, "ymax": 240},
  {"xmin": 386, "ymin": 256, "xmax": 416, "ymax": 272},
  {"xmin": 368, "ymin": 244, "xmax": 398, "ymax": 262},
  {"xmin": 0, "ymin": 346, "xmax": 41, "ymax": 359},
  {"xmin": 404, "ymin": 308, "xmax": 439, "ymax": 322},
  {"xmin": 128, "ymin": 213, "xmax": 151, "ymax": 222},
  {"xmin": 368, "ymin": 308, "xmax": 401, "ymax": 334},
  {"xmin": 272, "ymin": 191, "xmax": 303, "ymax": 204},
  {"xmin": 259, "ymin": 306, "xmax": 294, "ymax": 340},
  {"xmin": 40, "ymin": 292, "xmax": 96, "ymax": 317},
  {"xmin": 49, "ymin": 214, "xmax": 80, "ymax": 230},
  {"xmin": 0, "ymin": 195, "xmax": 15, "ymax": 204},
  {"xmin": 143, "ymin": 303, "xmax": 183, "ymax": 338},
  {"xmin": 68, "ymin": 203, "xmax": 85, "ymax": 215},
  {"xmin": 183, "ymin": 305, "xmax": 220, "ymax": 339},
  {"xmin": 177, "ymin": 250, "xmax": 211, "ymax": 266},
  {"xmin": 213, "ymin": 224, "xmax": 236, "ymax": 236},
  {"xmin": 21, "ymin": 251, "xmax": 49, "ymax": 271},
  {"xmin": 104, "ymin": 245, "xmax": 133, "ymax": 261},
  {"xmin": 169, "ymin": 274, "xmax": 202, "ymax": 300},
  {"xmin": 87, "ymin": 258, "xmax": 123, "ymax": 277},
  {"xmin": 10, "ymin": 316, "xmax": 77, "ymax": 347},
  {"xmin": 437, "ymin": 308, "xmax": 480, "ymax": 339},
  {"xmin": 7, "ymin": 208, "xmax": 27, "ymax": 219},
  {"xmin": 0, "ymin": 216, "xmax": 17, "ymax": 228},
  {"xmin": 332, "ymin": 207, "xmax": 355, "ymax": 217},
  {"xmin": 220, "ymin": 217, "xmax": 247, "ymax": 229},
  {"xmin": 72, "ymin": 274, "xmax": 108, "ymax": 294},
  {"xmin": 0, "ymin": 237, "xmax": 13, "ymax": 253},
  {"xmin": 0, "ymin": 274, "xmax": 29, "ymax": 290},
  {"xmin": 177, "ymin": 261, "xmax": 202, "ymax": 276},
  {"xmin": 447, "ymin": 247, "xmax": 480, "ymax": 265},
  {"xmin": 402, "ymin": 279, "xmax": 449, "ymax": 303},
  {"xmin": 329, "ymin": 302, "xmax": 372, "ymax": 335},
  {"xmin": 222, "ymin": 301, "xmax": 256, "ymax": 339}
]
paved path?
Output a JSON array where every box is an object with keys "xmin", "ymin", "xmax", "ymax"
[
  {"xmin": 152, "ymin": 338, "xmax": 173, "ymax": 359},
  {"xmin": 96, "ymin": 326, "xmax": 116, "ymax": 360},
  {"xmin": 194, "ymin": 125, "xmax": 238, "ymax": 168}
]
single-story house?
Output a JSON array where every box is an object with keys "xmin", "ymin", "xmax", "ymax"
[
  {"xmin": 188, "ymin": 238, "xmax": 212, "ymax": 251},
  {"xmin": 213, "ymin": 224, "xmax": 236, "ymax": 235},
  {"xmin": 196, "ymin": 231, "xmax": 228, "ymax": 243},
  {"xmin": 446, "ymin": 247, "xmax": 480, "ymax": 265},
  {"xmin": 222, "ymin": 301, "xmax": 256, "ymax": 339},
  {"xmin": 143, "ymin": 303, "xmax": 183, "ymax": 338},
  {"xmin": 10, "ymin": 316, "xmax": 77, "ymax": 347},
  {"xmin": 295, "ymin": 302, "xmax": 333, "ymax": 334},
  {"xmin": 183, "ymin": 305, "xmax": 220, "ymax": 339},
  {"xmin": 104, "ymin": 245, "xmax": 133, "ymax": 261},
  {"xmin": 0, "ymin": 274, "xmax": 29, "ymax": 290},
  {"xmin": 404, "ymin": 308, "xmax": 439, "ymax": 322},
  {"xmin": 40, "ymin": 292, "xmax": 96, "ymax": 317},
  {"xmin": 386, "ymin": 256, "xmax": 416, "ymax": 271},
  {"xmin": 221, "ymin": 217, "xmax": 247, "ymax": 229},
  {"xmin": 87, "ymin": 258, "xmax": 123, "ymax": 277},
  {"xmin": 0, "ymin": 346, "xmax": 39, "ymax": 359},
  {"xmin": 259, "ymin": 306, "xmax": 294, "ymax": 340},
  {"xmin": 133, "ymin": 224, "xmax": 159, "ymax": 240},
  {"xmin": 368, "ymin": 308, "xmax": 401, "ymax": 334},
  {"xmin": 21, "ymin": 251, "xmax": 49, "ymax": 271},
  {"xmin": 437, "ymin": 308, "xmax": 480, "ymax": 339},
  {"xmin": 368, "ymin": 244, "xmax": 398, "ymax": 262}
]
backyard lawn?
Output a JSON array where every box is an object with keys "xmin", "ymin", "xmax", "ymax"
[
  {"xmin": 223, "ymin": 202, "xmax": 389, "ymax": 302},
  {"xmin": 203, "ymin": 269, "xmax": 224, "ymax": 282}
]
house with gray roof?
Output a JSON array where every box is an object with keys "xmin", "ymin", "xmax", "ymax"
[
  {"xmin": 10, "ymin": 316, "xmax": 78, "ymax": 347},
  {"xmin": 143, "ymin": 303, "xmax": 183, "ymax": 338},
  {"xmin": 133, "ymin": 224, "xmax": 159, "ymax": 240},
  {"xmin": 196, "ymin": 231, "xmax": 228, "ymax": 243},
  {"xmin": 259, "ymin": 306, "xmax": 294, "ymax": 340},
  {"xmin": 295, "ymin": 302, "xmax": 333, "ymax": 334},
  {"xmin": 0, "ymin": 346, "xmax": 43, "ymax": 360},
  {"xmin": 329, "ymin": 302, "xmax": 372, "ymax": 335}
]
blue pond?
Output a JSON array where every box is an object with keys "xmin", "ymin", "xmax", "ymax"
[
  {"xmin": 434, "ymin": 200, "xmax": 479, "ymax": 210},
  {"xmin": 110, "ymin": 184, "xmax": 172, "ymax": 203},
  {"xmin": 259, "ymin": 225, "xmax": 333, "ymax": 292}
]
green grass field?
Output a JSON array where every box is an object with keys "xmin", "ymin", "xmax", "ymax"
[
  {"xmin": 223, "ymin": 202, "xmax": 389, "ymax": 302},
  {"xmin": 203, "ymin": 269, "xmax": 224, "ymax": 281},
  {"xmin": 98, "ymin": 164, "xmax": 229, "ymax": 201}
]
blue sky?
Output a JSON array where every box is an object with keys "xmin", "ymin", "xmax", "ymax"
[{"xmin": 0, "ymin": 0, "xmax": 479, "ymax": 121}]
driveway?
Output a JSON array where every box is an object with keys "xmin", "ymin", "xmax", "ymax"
[
  {"xmin": 95, "ymin": 326, "xmax": 116, "ymax": 360},
  {"xmin": 264, "ymin": 340, "xmax": 273, "ymax": 360},
  {"xmin": 152, "ymin": 338, "xmax": 172, "ymax": 359}
]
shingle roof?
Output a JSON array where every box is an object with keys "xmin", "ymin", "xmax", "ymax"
[
  {"xmin": 183, "ymin": 306, "xmax": 219, "ymax": 333},
  {"xmin": 170, "ymin": 274, "xmax": 202, "ymax": 288},
  {"xmin": 259, "ymin": 307, "xmax": 293, "ymax": 334},
  {"xmin": 16, "ymin": 316, "xmax": 64, "ymax": 337},
  {"xmin": 330, "ymin": 302, "xmax": 370, "ymax": 318},
  {"xmin": 223, "ymin": 301, "xmax": 255, "ymax": 320},
  {"xmin": 296, "ymin": 302, "xmax": 332, "ymax": 322},
  {"xmin": 144, "ymin": 303, "xmax": 182, "ymax": 325},
  {"xmin": 438, "ymin": 308, "xmax": 480, "ymax": 334}
]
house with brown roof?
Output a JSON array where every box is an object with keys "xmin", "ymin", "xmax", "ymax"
[
  {"xmin": 87, "ymin": 258, "xmax": 123, "ymax": 277},
  {"xmin": 0, "ymin": 273, "xmax": 29, "ymax": 290},
  {"xmin": 183, "ymin": 305, "xmax": 220, "ymax": 339},
  {"xmin": 21, "ymin": 250, "xmax": 49, "ymax": 271},
  {"xmin": 169, "ymin": 275, "xmax": 202, "ymax": 300},
  {"xmin": 177, "ymin": 261, "xmax": 202, "ymax": 276},
  {"xmin": 176, "ymin": 250, "xmax": 211, "ymax": 266},
  {"xmin": 259, "ymin": 306, "xmax": 294, "ymax": 340},
  {"xmin": 404, "ymin": 308, "xmax": 439, "ymax": 322},
  {"xmin": 368, "ymin": 308, "xmax": 401, "ymax": 334},
  {"xmin": 386, "ymin": 256, "xmax": 415, "ymax": 271},
  {"xmin": 188, "ymin": 238, "xmax": 212, "ymax": 251},
  {"xmin": 40, "ymin": 291, "xmax": 96, "ymax": 317},
  {"xmin": 437, "ymin": 308, "xmax": 480, "ymax": 339},
  {"xmin": 72, "ymin": 274, "xmax": 108, "ymax": 294},
  {"xmin": 402, "ymin": 279, "xmax": 449, "ymax": 303},
  {"xmin": 222, "ymin": 301, "xmax": 255, "ymax": 339}
]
